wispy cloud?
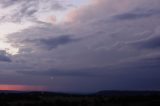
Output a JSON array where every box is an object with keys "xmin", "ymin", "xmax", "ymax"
[
  {"xmin": 0, "ymin": 0, "xmax": 67, "ymax": 23},
  {"xmin": 113, "ymin": 9, "xmax": 160, "ymax": 20},
  {"xmin": 130, "ymin": 36, "xmax": 160, "ymax": 49}
]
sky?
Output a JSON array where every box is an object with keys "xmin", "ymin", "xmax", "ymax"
[{"xmin": 0, "ymin": 0, "xmax": 160, "ymax": 93}]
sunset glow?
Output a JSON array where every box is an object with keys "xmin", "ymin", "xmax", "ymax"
[{"xmin": 0, "ymin": 84, "xmax": 46, "ymax": 91}]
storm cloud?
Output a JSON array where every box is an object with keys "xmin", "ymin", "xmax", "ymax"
[
  {"xmin": 26, "ymin": 35, "xmax": 79, "ymax": 50},
  {"xmin": 130, "ymin": 36, "xmax": 160, "ymax": 49},
  {"xmin": 113, "ymin": 9, "xmax": 160, "ymax": 20},
  {"xmin": 1, "ymin": 0, "xmax": 160, "ymax": 92},
  {"xmin": 0, "ymin": 50, "xmax": 11, "ymax": 62}
]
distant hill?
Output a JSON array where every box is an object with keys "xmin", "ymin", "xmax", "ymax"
[
  {"xmin": 1, "ymin": 90, "xmax": 160, "ymax": 96},
  {"xmin": 95, "ymin": 90, "xmax": 160, "ymax": 96},
  {"xmin": 0, "ymin": 90, "xmax": 160, "ymax": 106},
  {"xmin": 0, "ymin": 90, "xmax": 26, "ymax": 93}
]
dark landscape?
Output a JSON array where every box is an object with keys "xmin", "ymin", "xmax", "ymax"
[{"xmin": 0, "ymin": 90, "xmax": 160, "ymax": 106}]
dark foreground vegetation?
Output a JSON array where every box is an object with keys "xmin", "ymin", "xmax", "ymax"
[{"xmin": 0, "ymin": 91, "xmax": 160, "ymax": 106}]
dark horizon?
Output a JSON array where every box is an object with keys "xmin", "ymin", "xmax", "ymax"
[{"xmin": 0, "ymin": 90, "xmax": 160, "ymax": 106}]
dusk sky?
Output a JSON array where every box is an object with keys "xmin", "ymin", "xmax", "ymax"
[{"xmin": 0, "ymin": 0, "xmax": 160, "ymax": 92}]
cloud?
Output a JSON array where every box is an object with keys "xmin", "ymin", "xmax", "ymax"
[
  {"xmin": 0, "ymin": 0, "xmax": 66, "ymax": 22},
  {"xmin": 113, "ymin": 9, "xmax": 160, "ymax": 20},
  {"xmin": 7, "ymin": 0, "xmax": 160, "ymax": 69},
  {"xmin": 114, "ymin": 10, "xmax": 160, "ymax": 20},
  {"xmin": 8, "ymin": 24, "xmax": 79, "ymax": 52},
  {"xmin": 17, "ymin": 55, "xmax": 160, "ymax": 91},
  {"xmin": 26, "ymin": 35, "xmax": 79, "ymax": 50},
  {"xmin": 130, "ymin": 36, "xmax": 160, "ymax": 49},
  {"xmin": 2, "ymin": 0, "xmax": 160, "ymax": 92},
  {"xmin": 18, "ymin": 68, "xmax": 97, "ymax": 77},
  {"xmin": 0, "ymin": 50, "xmax": 12, "ymax": 62},
  {"xmin": 0, "ymin": 0, "xmax": 19, "ymax": 7}
]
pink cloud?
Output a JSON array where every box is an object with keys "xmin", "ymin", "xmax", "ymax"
[
  {"xmin": 47, "ymin": 16, "xmax": 57, "ymax": 24},
  {"xmin": 65, "ymin": 0, "xmax": 150, "ymax": 23}
]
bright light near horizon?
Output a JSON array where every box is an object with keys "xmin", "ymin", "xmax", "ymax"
[{"xmin": 0, "ymin": 84, "xmax": 46, "ymax": 91}]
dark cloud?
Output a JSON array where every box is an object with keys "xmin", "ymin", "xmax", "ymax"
[
  {"xmin": 17, "ymin": 55, "xmax": 160, "ymax": 91},
  {"xmin": 28, "ymin": 35, "xmax": 79, "ymax": 50},
  {"xmin": 19, "ymin": 55, "xmax": 160, "ymax": 77},
  {"xmin": 0, "ymin": 50, "xmax": 12, "ymax": 62},
  {"xmin": 18, "ymin": 68, "xmax": 98, "ymax": 77},
  {"xmin": 113, "ymin": 9, "xmax": 160, "ymax": 20},
  {"xmin": 7, "ymin": 25, "xmax": 76, "ymax": 52},
  {"xmin": 130, "ymin": 36, "xmax": 160, "ymax": 49},
  {"xmin": 0, "ymin": 0, "xmax": 19, "ymax": 7}
]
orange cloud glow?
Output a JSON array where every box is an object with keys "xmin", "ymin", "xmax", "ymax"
[
  {"xmin": 64, "ymin": 0, "xmax": 93, "ymax": 23},
  {"xmin": 65, "ymin": 9, "xmax": 77, "ymax": 22},
  {"xmin": 0, "ymin": 84, "xmax": 47, "ymax": 91},
  {"xmin": 47, "ymin": 16, "xmax": 57, "ymax": 24}
]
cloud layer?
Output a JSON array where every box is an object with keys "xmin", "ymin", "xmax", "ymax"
[{"xmin": 0, "ymin": 0, "xmax": 160, "ymax": 92}]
